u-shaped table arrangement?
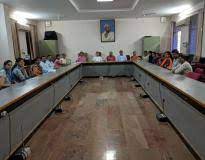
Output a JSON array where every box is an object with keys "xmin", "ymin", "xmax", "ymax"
[{"xmin": 0, "ymin": 61, "xmax": 205, "ymax": 160}]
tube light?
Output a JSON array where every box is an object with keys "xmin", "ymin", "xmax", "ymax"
[
  {"xmin": 97, "ymin": 0, "xmax": 114, "ymax": 2},
  {"xmin": 166, "ymin": 4, "xmax": 191, "ymax": 14},
  {"xmin": 13, "ymin": 11, "xmax": 38, "ymax": 19},
  {"xmin": 11, "ymin": 11, "xmax": 39, "ymax": 26}
]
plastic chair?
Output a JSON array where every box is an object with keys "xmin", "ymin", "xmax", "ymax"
[
  {"xmin": 195, "ymin": 68, "xmax": 204, "ymax": 74},
  {"xmin": 195, "ymin": 63, "xmax": 205, "ymax": 69},
  {"xmin": 185, "ymin": 72, "xmax": 201, "ymax": 81}
]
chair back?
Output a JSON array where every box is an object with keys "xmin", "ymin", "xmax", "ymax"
[
  {"xmin": 195, "ymin": 68, "xmax": 204, "ymax": 74},
  {"xmin": 185, "ymin": 72, "xmax": 201, "ymax": 80}
]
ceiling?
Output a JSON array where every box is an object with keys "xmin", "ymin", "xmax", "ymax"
[
  {"xmin": 69, "ymin": 0, "xmax": 139, "ymax": 12},
  {"xmin": 0, "ymin": 0, "xmax": 203, "ymax": 20}
]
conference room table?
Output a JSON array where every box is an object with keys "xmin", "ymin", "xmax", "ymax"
[{"xmin": 0, "ymin": 61, "xmax": 205, "ymax": 160}]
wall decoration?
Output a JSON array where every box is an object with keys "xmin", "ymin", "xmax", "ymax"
[{"xmin": 100, "ymin": 19, "xmax": 115, "ymax": 42}]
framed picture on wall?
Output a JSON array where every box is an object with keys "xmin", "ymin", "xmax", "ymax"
[{"xmin": 100, "ymin": 19, "xmax": 115, "ymax": 42}]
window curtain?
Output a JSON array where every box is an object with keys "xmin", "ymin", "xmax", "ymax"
[
  {"xmin": 29, "ymin": 24, "xmax": 38, "ymax": 59},
  {"xmin": 10, "ymin": 19, "xmax": 20, "ymax": 58},
  {"xmin": 172, "ymin": 22, "xmax": 181, "ymax": 51},
  {"xmin": 195, "ymin": 11, "xmax": 204, "ymax": 58},
  {"xmin": 25, "ymin": 31, "xmax": 34, "ymax": 60},
  {"xmin": 188, "ymin": 14, "xmax": 198, "ymax": 55}
]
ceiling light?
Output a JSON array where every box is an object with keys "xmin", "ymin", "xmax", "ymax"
[
  {"xmin": 11, "ymin": 11, "xmax": 40, "ymax": 26},
  {"xmin": 13, "ymin": 11, "xmax": 38, "ymax": 19},
  {"xmin": 165, "ymin": 4, "xmax": 191, "ymax": 14},
  {"xmin": 97, "ymin": 0, "xmax": 114, "ymax": 2},
  {"xmin": 105, "ymin": 150, "xmax": 116, "ymax": 160},
  {"xmin": 11, "ymin": 11, "xmax": 27, "ymax": 26},
  {"xmin": 12, "ymin": 16, "xmax": 28, "ymax": 26},
  {"xmin": 178, "ymin": 6, "xmax": 194, "ymax": 20}
]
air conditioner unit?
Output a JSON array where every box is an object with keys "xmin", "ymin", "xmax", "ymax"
[{"xmin": 160, "ymin": 17, "xmax": 167, "ymax": 23}]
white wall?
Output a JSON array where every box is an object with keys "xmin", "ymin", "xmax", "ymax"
[
  {"xmin": 0, "ymin": 3, "xmax": 15, "ymax": 65},
  {"xmin": 37, "ymin": 18, "xmax": 171, "ymax": 61}
]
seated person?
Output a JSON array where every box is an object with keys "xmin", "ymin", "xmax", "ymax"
[
  {"xmin": 35, "ymin": 57, "xmax": 41, "ymax": 65},
  {"xmin": 0, "ymin": 76, "xmax": 6, "ymax": 89},
  {"xmin": 151, "ymin": 52, "xmax": 157, "ymax": 64},
  {"xmin": 148, "ymin": 51, "xmax": 153, "ymax": 63},
  {"xmin": 30, "ymin": 64, "xmax": 42, "ymax": 77},
  {"xmin": 172, "ymin": 49, "xmax": 180, "ymax": 68},
  {"xmin": 117, "ymin": 50, "xmax": 127, "ymax": 62},
  {"xmin": 35, "ymin": 57, "xmax": 43, "ymax": 70},
  {"xmin": 153, "ymin": 53, "xmax": 161, "ymax": 65},
  {"xmin": 40, "ymin": 56, "xmax": 56, "ymax": 73},
  {"xmin": 12, "ymin": 58, "xmax": 29, "ymax": 82},
  {"xmin": 30, "ymin": 58, "xmax": 43, "ymax": 77},
  {"xmin": 131, "ymin": 51, "xmax": 141, "ymax": 62},
  {"xmin": 60, "ymin": 53, "xmax": 71, "ymax": 65},
  {"xmin": 172, "ymin": 54, "xmax": 193, "ymax": 75},
  {"xmin": 46, "ymin": 55, "xmax": 55, "ymax": 69},
  {"xmin": 0, "ymin": 60, "xmax": 14, "ymax": 85},
  {"xmin": 76, "ymin": 52, "xmax": 87, "ymax": 63},
  {"xmin": 106, "ymin": 51, "xmax": 116, "ymax": 62},
  {"xmin": 126, "ymin": 55, "xmax": 131, "ymax": 61},
  {"xmin": 54, "ymin": 54, "xmax": 64, "ymax": 68},
  {"xmin": 142, "ymin": 51, "xmax": 149, "ymax": 62},
  {"xmin": 160, "ymin": 51, "xmax": 173, "ymax": 70},
  {"xmin": 191, "ymin": 56, "xmax": 200, "ymax": 65},
  {"xmin": 84, "ymin": 53, "xmax": 89, "ymax": 62},
  {"xmin": 92, "ymin": 51, "xmax": 104, "ymax": 62},
  {"xmin": 172, "ymin": 49, "xmax": 179, "ymax": 54}
]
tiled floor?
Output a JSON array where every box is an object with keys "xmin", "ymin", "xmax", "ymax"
[{"xmin": 27, "ymin": 78, "xmax": 195, "ymax": 160}]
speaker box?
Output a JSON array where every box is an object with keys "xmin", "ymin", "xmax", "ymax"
[{"xmin": 44, "ymin": 31, "xmax": 58, "ymax": 40}]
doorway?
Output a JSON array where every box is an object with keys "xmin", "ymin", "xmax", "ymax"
[{"xmin": 17, "ymin": 30, "xmax": 34, "ymax": 62}]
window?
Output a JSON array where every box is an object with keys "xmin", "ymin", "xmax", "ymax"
[{"xmin": 172, "ymin": 14, "xmax": 199, "ymax": 55}]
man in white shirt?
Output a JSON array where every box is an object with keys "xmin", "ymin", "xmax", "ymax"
[
  {"xmin": 46, "ymin": 55, "xmax": 55, "ymax": 69},
  {"xmin": 102, "ymin": 24, "xmax": 114, "ymax": 42},
  {"xmin": 172, "ymin": 49, "xmax": 180, "ymax": 68},
  {"xmin": 172, "ymin": 55, "xmax": 193, "ymax": 75},
  {"xmin": 40, "ymin": 56, "xmax": 56, "ymax": 73},
  {"xmin": 92, "ymin": 52, "xmax": 104, "ymax": 62},
  {"xmin": 117, "ymin": 50, "xmax": 127, "ymax": 62}
]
